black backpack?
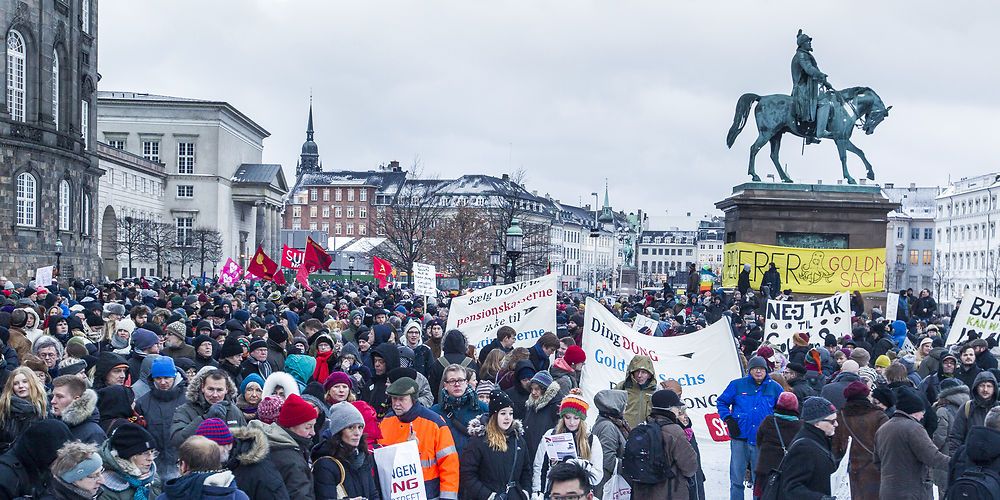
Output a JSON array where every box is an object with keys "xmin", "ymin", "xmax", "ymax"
[
  {"xmin": 945, "ymin": 466, "xmax": 1000, "ymax": 500},
  {"xmin": 621, "ymin": 421, "xmax": 675, "ymax": 485}
]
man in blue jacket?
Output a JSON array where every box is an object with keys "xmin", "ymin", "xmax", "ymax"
[{"xmin": 716, "ymin": 355, "xmax": 782, "ymax": 500}]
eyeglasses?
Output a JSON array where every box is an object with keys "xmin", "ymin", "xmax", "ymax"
[
  {"xmin": 137, "ymin": 449, "xmax": 159, "ymax": 459},
  {"xmin": 820, "ymin": 417, "xmax": 838, "ymax": 425},
  {"xmin": 444, "ymin": 379, "xmax": 467, "ymax": 385}
]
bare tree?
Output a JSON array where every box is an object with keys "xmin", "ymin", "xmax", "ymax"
[
  {"xmin": 484, "ymin": 169, "xmax": 553, "ymax": 281},
  {"xmin": 174, "ymin": 245, "xmax": 200, "ymax": 279},
  {"xmin": 144, "ymin": 222, "xmax": 176, "ymax": 277},
  {"xmin": 373, "ymin": 163, "xmax": 446, "ymax": 286},
  {"xmin": 191, "ymin": 228, "xmax": 224, "ymax": 280},
  {"xmin": 116, "ymin": 216, "xmax": 149, "ymax": 277},
  {"xmin": 429, "ymin": 206, "xmax": 492, "ymax": 284}
]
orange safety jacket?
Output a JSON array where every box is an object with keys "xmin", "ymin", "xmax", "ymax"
[{"xmin": 379, "ymin": 404, "xmax": 460, "ymax": 500}]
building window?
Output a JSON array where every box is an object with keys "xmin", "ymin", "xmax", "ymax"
[
  {"xmin": 177, "ymin": 185, "xmax": 194, "ymax": 198},
  {"xmin": 310, "ymin": 189, "xmax": 318, "ymax": 201},
  {"xmin": 359, "ymin": 206, "xmax": 367, "ymax": 219},
  {"xmin": 323, "ymin": 189, "xmax": 330, "ymax": 201},
  {"xmin": 347, "ymin": 189, "xmax": 354, "ymax": 202},
  {"xmin": 321, "ymin": 223, "xmax": 329, "ymax": 233},
  {"xmin": 360, "ymin": 189, "xmax": 367, "ymax": 202},
  {"xmin": 910, "ymin": 228, "xmax": 920, "ymax": 240},
  {"xmin": 909, "ymin": 250, "xmax": 919, "ymax": 265},
  {"xmin": 80, "ymin": 100, "xmax": 89, "ymax": 148},
  {"xmin": 58, "ymin": 180, "xmax": 71, "ymax": 230},
  {"xmin": 346, "ymin": 223, "xmax": 354, "ymax": 235},
  {"xmin": 291, "ymin": 220, "xmax": 301, "ymax": 230},
  {"xmin": 309, "ymin": 206, "xmax": 317, "ymax": 217},
  {"xmin": 81, "ymin": 192, "xmax": 90, "ymax": 235},
  {"xmin": 292, "ymin": 206, "xmax": 301, "ymax": 218},
  {"xmin": 322, "ymin": 206, "xmax": 330, "ymax": 218},
  {"xmin": 177, "ymin": 142, "xmax": 195, "ymax": 174},
  {"xmin": 359, "ymin": 223, "xmax": 366, "ymax": 235},
  {"xmin": 6, "ymin": 31, "xmax": 26, "ymax": 123},
  {"xmin": 335, "ymin": 222, "xmax": 342, "ymax": 235},
  {"xmin": 896, "ymin": 227, "xmax": 904, "ymax": 239},
  {"xmin": 335, "ymin": 206, "xmax": 342, "ymax": 218},
  {"xmin": 142, "ymin": 141, "xmax": 160, "ymax": 162},
  {"xmin": 81, "ymin": 0, "xmax": 90, "ymax": 34},
  {"xmin": 309, "ymin": 222, "xmax": 317, "ymax": 230},
  {"xmin": 51, "ymin": 50, "xmax": 59, "ymax": 128},
  {"xmin": 346, "ymin": 206, "xmax": 354, "ymax": 218},
  {"xmin": 16, "ymin": 172, "xmax": 36, "ymax": 227},
  {"xmin": 108, "ymin": 139, "xmax": 125, "ymax": 150},
  {"xmin": 335, "ymin": 189, "xmax": 342, "ymax": 201},
  {"xmin": 176, "ymin": 217, "xmax": 193, "ymax": 246}
]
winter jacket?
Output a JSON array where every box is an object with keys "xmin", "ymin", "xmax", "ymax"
[
  {"xmin": 522, "ymin": 380, "xmax": 561, "ymax": 466},
  {"xmin": 977, "ymin": 349, "xmax": 999, "ymax": 371},
  {"xmin": 225, "ymin": 426, "xmax": 290, "ymax": 500},
  {"xmin": 477, "ymin": 338, "xmax": 511, "ymax": 366},
  {"xmin": 170, "ymin": 369, "xmax": 247, "ymax": 448},
  {"xmin": 947, "ymin": 370, "xmax": 999, "ymax": 455},
  {"xmin": 916, "ymin": 346, "xmax": 946, "ymax": 379},
  {"xmin": 931, "ymin": 382, "xmax": 969, "ymax": 492},
  {"xmin": 948, "ymin": 425, "xmax": 1000, "ymax": 486},
  {"xmin": 38, "ymin": 477, "xmax": 94, "ymax": 500},
  {"xmin": 460, "ymin": 417, "xmax": 531, "ymax": 500},
  {"xmin": 630, "ymin": 411, "xmax": 699, "ymax": 500},
  {"xmin": 955, "ymin": 362, "xmax": 981, "ymax": 389},
  {"xmin": 505, "ymin": 374, "xmax": 531, "ymax": 421},
  {"xmin": 247, "ymin": 420, "xmax": 315, "ymax": 500},
  {"xmin": 788, "ymin": 376, "xmax": 817, "ymax": 403},
  {"xmin": 155, "ymin": 470, "xmax": 249, "ymax": 500},
  {"xmin": 779, "ymin": 423, "xmax": 838, "ymax": 500},
  {"xmin": 58, "ymin": 388, "xmax": 107, "ymax": 445},
  {"xmin": 266, "ymin": 339, "xmax": 286, "ymax": 372},
  {"xmin": 874, "ymin": 412, "xmax": 949, "ymax": 500},
  {"xmin": 754, "ymin": 413, "xmax": 802, "ymax": 478},
  {"xmin": 379, "ymin": 403, "xmax": 460, "ymax": 500},
  {"xmin": 430, "ymin": 387, "xmax": 487, "ymax": 459},
  {"xmin": 98, "ymin": 439, "xmax": 163, "ymax": 500},
  {"xmin": 0, "ymin": 396, "xmax": 43, "ymax": 453},
  {"xmin": 411, "ymin": 343, "xmax": 434, "ymax": 377},
  {"xmin": 716, "ymin": 373, "xmax": 783, "ymax": 445},
  {"xmin": 135, "ymin": 376, "xmax": 187, "ymax": 480},
  {"xmin": 615, "ymin": 355, "xmax": 658, "ymax": 428},
  {"xmin": 591, "ymin": 389, "xmax": 629, "ymax": 495},
  {"xmin": 161, "ymin": 343, "xmax": 195, "ymax": 362},
  {"xmin": 428, "ymin": 332, "xmax": 479, "ymax": 399},
  {"xmin": 832, "ymin": 399, "xmax": 887, "ymax": 500},
  {"xmin": 820, "ymin": 371, "xmax": 862, "ymax": 410},
  {"xmin": 549, "ymin": 357, "xmax": 579, "ymax": 401},
  {"xmin": 368, "ymin": 342, "xmax": 401, "ymax": 418},
  {"xmin": 311, "ymin": 438, "xmax": 379, "ymax": 500},
  {"xmin": 531, "ymin": 427, "xmax": 604, "ymax": 493},
  {"xmin": 528, "ymin": 343, "xmax": 550, "ymax": 374}
]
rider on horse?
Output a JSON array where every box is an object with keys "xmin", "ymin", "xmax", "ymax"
[{"xmin": 791, "ymin": 30, "xmax": 834, "ymax": 144}]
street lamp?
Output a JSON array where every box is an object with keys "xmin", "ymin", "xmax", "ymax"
[
  {"xmin": 54, "ymin": 239, "xmax": 63, "ymax": 280},
  {"xmin": 349, "ymin": 255, "xmax": 355, "ymax": 282},
  {"xmin": 505, "ymin": 219, "xmax": 523, "ymax": 284},
  {"xmin": 590, "ymin": 192, "xmax": 599, "ymax": 296},
  {"xmin": 489, "ymin": 248, "xmax": 502, "ymax": 285}
]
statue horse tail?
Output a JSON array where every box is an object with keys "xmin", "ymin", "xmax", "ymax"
[{"xmin": 726, "ymin": 93, "xmax": 760, "ymax": 148}]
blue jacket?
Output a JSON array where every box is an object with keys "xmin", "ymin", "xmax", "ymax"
[
  {"xmin": 430, "ymin": 388, "xmax": 488, "ymax": 458},
  {"xmin": 716, "ymin": 375, "xmax": 782, "ymax": 445}
]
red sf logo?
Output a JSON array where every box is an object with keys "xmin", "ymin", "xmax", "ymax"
[{"xmin": 704, "ymin": 413, "xmax": 730, "ymax": 442}]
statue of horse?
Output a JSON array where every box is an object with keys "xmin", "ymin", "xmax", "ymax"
[{"xmin": 726, "ymin": 87, "xmax": 891, "ymax": 184}]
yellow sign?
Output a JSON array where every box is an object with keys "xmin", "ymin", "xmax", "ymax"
[{"xmin": 722, "ymin": 242, "xmax": 886, "ymax": 294}]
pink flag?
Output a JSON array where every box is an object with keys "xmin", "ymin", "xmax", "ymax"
[{"xmin": 219, "ymin": 258, "xmax": 243, "ymax": 286}]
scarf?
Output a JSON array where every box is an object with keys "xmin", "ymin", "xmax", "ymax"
[
  {"xmin": 250, "ymin": 357, "xmax": 272, "ymax": 379},
  {"xmin": 598, "ymin": 407, "xmax": 630, "ymax": 437},
  {"xmin": 124, "ymin": 469, "xmax": 155, "ymax": 500},
  {"xmin": 314, "ymin": 350, "xmax": 334, "ymax": 383},
  {"xmin": 111, "ymin": 334, "xmax": 129, "ymax": 350}
]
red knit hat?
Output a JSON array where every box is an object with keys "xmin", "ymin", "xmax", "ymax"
[
  {"xmin": 278, "ymin": 393, "xmax": 318, "ymax": 428},
  {"xmin": 776, "ymin": 391, "xmax": 799, "ymax": 413},
  {"xmin": 792, "ymin": 332, "xmax": 810, "ymax": 347},
  {"xmin": 563, "ymin": 346, "xmax": 586, "ymax": 365},
  {"xmin": 843, "ymin": 380, "xmax": 871, "ymax": 401},
  {"xmin": 195, "ymin": 418, "xmax": 234, "ymax": 446},
  {"xmin": 257, "ymin": 395, "xmax": 285, "ymax": 424}
]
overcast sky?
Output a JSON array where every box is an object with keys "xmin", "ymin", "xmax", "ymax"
[{"xmin": 97, "ymin": 1, "xmax": 999, "ymax": 220}]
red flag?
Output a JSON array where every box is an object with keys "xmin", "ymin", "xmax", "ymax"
[
  {"xmin": 280, "ymin": 245, "xmax": 305, "ymax": 269},
  {"xmin": 373, "ymin": 256, "xmax": 393, "ymax": 289},
  {"xmin": 295, "ymin": 263, "xmax": 312, "ymax": 291},
  {"xmin": 246, "ymin": 246, "xmax": 279, "ymax": 281},
  {"xmin": 272, "ymin": 268, "xmax": 287, "ymax": 285},
  {"xmin": 303, "ymin": 236, "xmax": 333, "ymax": 272}
]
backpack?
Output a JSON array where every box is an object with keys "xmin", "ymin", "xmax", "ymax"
[
  {"xmin": 621, "ymin": 421, "xmax": 675, "ymax": 485},
  {"xmin": 945, "ymin": 466, "xmax": 1000, "ymax": 500}
]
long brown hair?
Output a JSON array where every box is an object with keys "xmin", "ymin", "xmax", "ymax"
[{"xmin": 480, "ymin": 349, "xmax": 506, "ymax": 381}]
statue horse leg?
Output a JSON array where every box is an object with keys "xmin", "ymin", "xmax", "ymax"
[
  {"xmin": 768, "ymin": 134, "xmax": 793, "ymax": 183},
  {"xmin": 834, "ymin": 139, "xmax": 856, "ymax": 184},
  {"xmin": 747, "ymin": 130, "xmax": 772, "ymax": 182},
  {"xmin": 843, "ymin": 140, "xmax": 876, "ymax": 180}
]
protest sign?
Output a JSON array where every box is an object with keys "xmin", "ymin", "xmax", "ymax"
[
  {"xmin": 413, "ymin": 262, "xmax": 436, "ymax": 297},
  {"xmin": 946, "ymin": 290, "xmax": 1000, "ymax": 345},
  {"xmin": 447, "ymin": 273, "xmax": 557, "ymax": 350},
  {"xmin": 722, "ymin": 242, "xmax": 886, "ymax": 294},
  {"xmin": 580, "ymin": 297, "xmax": 742, "ymax": 442},
  {"xmin": 373, "ymin": 441, "xmax": 428, "ymax": 500},
  {"xmin": 762, "ymin": 294, "xmax": 851, "ymax": 353},
  {"xmin": 885, "ymin": 292, "xmax": 899, "ymax": 321},
  {"xmin": 544, "ymin": 433, "xmax": 577, "ymax": 461},
  {"xmin": 219, "ymin": 258, "xmax": 242, "ymax": 286},
  {"xmin": 34, "ymin": 266, "xmax": 53, "ymax": 287},
  {"xmin": 632, "ymin": 314, "xmax": 659, "ymax": 334}
]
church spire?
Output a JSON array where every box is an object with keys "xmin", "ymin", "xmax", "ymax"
[
  {"xmin": 297, "ymin": 95, "xmax": 321, "ymax": 176},
  {"xmin": 598, "ymin": 178, "xmax": 614, "ymax": 223},
  {"xmin": 306, "ymin": 95, "xmax": 315, "ymax": 141}
]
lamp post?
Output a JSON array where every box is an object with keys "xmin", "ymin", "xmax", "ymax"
[
  {"xmin": 54, "ymin": 239, "xmax": 63, "ymax": 280},
  {"xmin": 349, "ymin": 255, "xmax": 355, "ymax": 282},
  {"xmin": 489, "ymin": 248, "xmax": 502, "ymax": 285},
  {"xmin": 590, "ymin": 192, "xmax": 599, "ymax": 296},
  {"xmin": 505, "ymin": 219, "xmax": 523, "ymax": 284}
]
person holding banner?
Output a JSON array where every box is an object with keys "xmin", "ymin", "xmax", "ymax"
[{"xmin": 461, "ymin": 389, "xmax": 532, "ymax": 500}]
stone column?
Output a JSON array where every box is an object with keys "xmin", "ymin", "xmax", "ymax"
[{"xmin": 254, "ymin": 202, "xmax": 265, "ymax": 249}]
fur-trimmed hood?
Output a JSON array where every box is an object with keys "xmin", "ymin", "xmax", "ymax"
[
  {"xmin": 61, "ymin": 388, "xmax": 100, "ymax": 426},
  {"xmin": 467, "ymin": 415, "xmax": 524, "ymax": 438},
  {"xmin": 227, "ymin": 425, "xmax": 271, "ymax": 466},
  {"xmin": 185, "ymin": 368, "xmax": 238, "ymax": 409},
  {"xmin": 525, "ymin": 380, "xmax": 561, "ymax": 410},
  {"xmin": 938, "ymin": 382, "xmax": 971, "ymax": 409},
  {"xmin": 262, "ymin": 371, "xmax": 300, "ymax": 398}
]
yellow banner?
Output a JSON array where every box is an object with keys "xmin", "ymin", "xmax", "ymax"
[{"xmin": 722, "ymin": 242, "xmax": 886, "ymax": 294}]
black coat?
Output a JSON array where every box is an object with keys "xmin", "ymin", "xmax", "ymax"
[
  {"xmin": 428, "ymin": 334, "xmax": 479, "ymax": 400},
  {"xmin": 460, "ymin": 419, "xmax": 531, "ymax": 500},
  {"xmin": 780, "ymin": 423, "xmax": 838, "ymax": 500},
  {"xmin": 311, "ymin": 440, "xmax": 380, "ymax": 500},
  {"xmin": 522, "ymin": 381, "xmax": 561, "ymax": 465},
  {"xmin": 737, "ymin": 269, "xmax": 751, "ymax": 295},
  {"xmin": 949, "ymin": 425, "xmax": 1000, "ymax": 485},
  {"xmin": 755, "ymin": 414, "xmax": 802, "ymax": 477},
  {"xmin": 505, "ymin": 380, "xmax": 531, "ymax": 421},
  {"xmin": 226, "ymin": 426, "xmax": 290, "ymax": 500}
]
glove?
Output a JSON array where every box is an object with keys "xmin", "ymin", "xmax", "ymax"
[
  {"xmin": 206, "ymin": 402, "xmax": 228, "ymax": 420},
  {"xmin": 724, "ymin": 416, "xmax": 740, "ymax": 438}
]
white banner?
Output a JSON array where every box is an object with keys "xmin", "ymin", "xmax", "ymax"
[
  {"xmin": 762, "ymin": 294, "xmax": 851, "ymax": 354},
  {"xmin": 632, "ymin": 314, "xmax": 659, "ymax": 334},
  {"xmin": 413, "ymin": 262, "xmax": 436, "ymax": 297},
  {"xmin": 885, "ymin": 292, "xmax": 899, "ymax": 321},
  {"xmin": 35, "ymin": 266, "xmax": 53, "ymax": 287},
  {"xmin": 446, "ymin": 274, "xmax": 557, "ymax": 350},
  {"xmin": 580, "ymin": 297, "xmax": 743, "ymax": 443},
  {"xmin": 946, "ymin": 290, "xmax": 1000, "ymax": 346},
  {"xmin": 373, "ymin": 440, "xmax": 428, "ymax": 500}
]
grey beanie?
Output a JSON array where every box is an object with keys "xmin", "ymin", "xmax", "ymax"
[
  {"xmin": 327, "ymin": 401, "xmax": 365, "ymax": 436},
  {"xmin": 747, "ymin": 355, "xmax": 768, "ymax": 372},
  {"xmin": 800, "ymin": 396, "xmax": 836, "ymax": 423},
  {"xmin": 531, "ymin": 370, "xmax": 554, "ymax": 389}
]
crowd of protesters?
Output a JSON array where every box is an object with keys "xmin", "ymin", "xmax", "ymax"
[{"xmin": 0, "ymin": 271, "xmax": 995, "ymax": 500}]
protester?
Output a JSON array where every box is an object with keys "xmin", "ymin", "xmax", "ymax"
[
  {"xmin": 778, "ymin": 397, "xmax": 839, "ymax": 498},
  {"xmin": 616, "ymin": 355, "xmax": 657, "ymax": 428},
  {"xmin": 931, "ymin": 378, "xmax": 969, "ymax": 496},
  {"xmin": 545, "ymin": 460, "xmax": 596, "ymax": 500},
  {"xmin": 591, "ymin": 389, "xmax": 629, "ymax": 495},
  {"xmin": 431, "ymin": 363, "xmax": 488, "ymax": 457},
  {"xmin": 948, "ymin": 406, "xmax": 1000, "ymax": 486},
  {"xmin": 50, "ymin": 375, "xmax": 107, "ymax": 445},
  {"xmin": 135, "ymin": 356, "xmax": 186, "ymax": 479},
  {"xmin": 170, "ymin": 369, "xmax": 247, "ymax": 448},
  {"xmin": 225, "ymin": 425, "xmax": 290, "ymax": 499},
  {"xmin": 312, "ymin": 401, "xmax": 378, "ymax": 500},
  {"xmin": 0, "ymin": 366, "xmax": 48, "ymax": 452},
  {"xmin": 157, "ymin": 435, "xmax": 249, "ymax": 500},
  {"xmin": 461, "ymin": 389, "xmax": 532, "ymax": 500},
  {"xmin": 249, "ymin": 393, "xmax": 317, "ymax": 500},
  {"xmin": 753, "ymin": 392, "xmax": 801, "ymax": 499},
  {"xmin": 832, "ymin": 381, "xmax": 887, "ymax": 500},
  {"xmin": 874, "ymin": 386, "xmax": 950, "ymax": 499},
  {"xmin": 523, "ymin": 370, "xmax": 562, "ymax": 465},
  {"xmin": 531, "ymin": 391, "xmax": 603, "ymax": 495},
  {"xmin": 0, "ymin": 419, "xmax": 74, "ymax": 499},
  {"xmin": 947, "ymin": 370, "xmax": 999, "ymax": 455},
  {"xmin": 628, "ymin": 389, "xmax": 698, "ymax": 500},
  {"xmin": 99, "ymin": 422, "xmax": 162, "ymax": 500},
  {"xmin": 44, "ymin": 440, "xmax": 106, "ymax": 500}
]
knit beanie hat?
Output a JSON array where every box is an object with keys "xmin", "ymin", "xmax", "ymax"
[
  {"xmin": 65, "ymin": 338, "xmax": 89, "ymax": 359},
  {"xmin": 558, "ymin": 389, "xmax": 589, "ymax": 418},
  {"xmin": 850, "ymin": 347, "xmax": 871, "ymax": 367},
  {"xmin": 248, "ymin": 339, "xmax": 267, "ymax": 352},
  {"xmin": 786, "ymin": 362, "xmax": 806, "ymax": 376},
  {"xmin": 195, "ymin": 418, "xmax": 234, "ymax": 446},
  {"xmin": 324, "ymin": 371, "xmax": 353, "ymax": 392},
  {"xmin": 59, "ymin": 358, "xmax": 88, "ymax": 376},
  {"xmin": 219, "ymin": 336, "xmax": 243, "ymax": 359},
  {"xmin": 792, "ymin": 332, "xmax": 810, "ymax": 347},
  {"xmin": 857, "ymin": 367, "xmax": 878, "ymax": 386},
  {"xmin": 651, "ymin": 389, "xmax": 683, "ymax": 411},
  {"xmin": 326, "ymin": 401, "xmax": 365, "ymax": 436},
  {"xmin": 875, "ymin": 355, "xmax": 891, "ymax": 368},
  {"xmin": 530, "ymin": 370, "xmax": 554, "ymax": 390},
  {"xmin": 843, "ymin": 380, "xmax": 871, "ymax": 401},
  {"xmin": 563, "ymin": 346, "xmax": 586, "ymax": 365},
  {"xmin": 193, "ymin": 334, "xmax": 213, "ymax": 351},
  {"xmin": 476, "ymin": 380, "xmax": 495, "ymax": 398},
  {"xmin": 894, "ymin": 386, "xmax": 924, "ymax": 414},
  {"xmin": 131, "ymin": 328, "xmax": 159, "ymax": 352},
  {"xmin": 747, "ymin": 355, "xmax": 768, "ymax": 372},
  {"xmin": 489, "ymin": 388, "xmax": 513, "ymax": 415},
  {"xmin": 841, "ymin": 360, "xmax": 860, "ymax": 374},
  {"xmin": 109, "ymin": 423, "xmax": 156, "ymax": 459},
  {"xmin": 267, "ymin": 326, "xmax": 287, "ymax": 344},
  {"xmin": 150, "ymin": 356, "xmax": 176, "ymax": 379},
  {"xmin": 871, "ymin": 386, "xmax": 895, "ymax": 408},
  {"xmin": 165, "ymin": 321, "xmax": 187, "ymax": 341},
  {"xmin": 516, "ymin": 364, "xmax": 536, "ymax": 382},
  {"xmin": 775, "ymin": 391, "xmax": 799, "ymax": 413},
  {"xmin": 257, "ymin": 395, "xmax": 284, "ymax": 424},
  {"xmin": 240, "ymin": 373, "xmax": 265, "ymax": 395},
  {"xmin": 800, "ymin": 396, "xmax": 836, "ymax": 423},
  {"xmin": 278, "ymin": 394, "xmax": 318, "ymax": 428}
]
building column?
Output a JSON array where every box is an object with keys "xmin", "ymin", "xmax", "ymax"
[
  {"xmin": 270, "ymin": 205, "xmax": 280, "ymax": 255},
  {"xmin": 254, "ymin": 202, "xmax": 265, "ymax": 250}
]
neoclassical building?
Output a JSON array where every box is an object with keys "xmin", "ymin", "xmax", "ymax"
[{"xmin": 1, "ymin": 0, "xmax": 101, "ymax": 280}]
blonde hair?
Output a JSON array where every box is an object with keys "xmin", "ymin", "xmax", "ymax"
[
  {"xmin": 0, "ymin": 367, "xmax": 47, "ymax": 425},
  {"xmin": 555, "ymin": 415, "xmax": 591, "ymax": 460},
  {"xmin": 486, "ymin": 413, "xmax": 508, "ymax": 452}
]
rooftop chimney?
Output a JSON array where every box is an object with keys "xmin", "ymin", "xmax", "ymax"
[
  {"xmin": 502, "ymin": 173, "xmax": 510, "ymax": 181},
  {"xmin": 389, "ymin": 160, "xmax": 401, "ymax": 172},
  {"xmin": 885, "ymin": 182, "xmax": 894, "ymax": 189}
]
